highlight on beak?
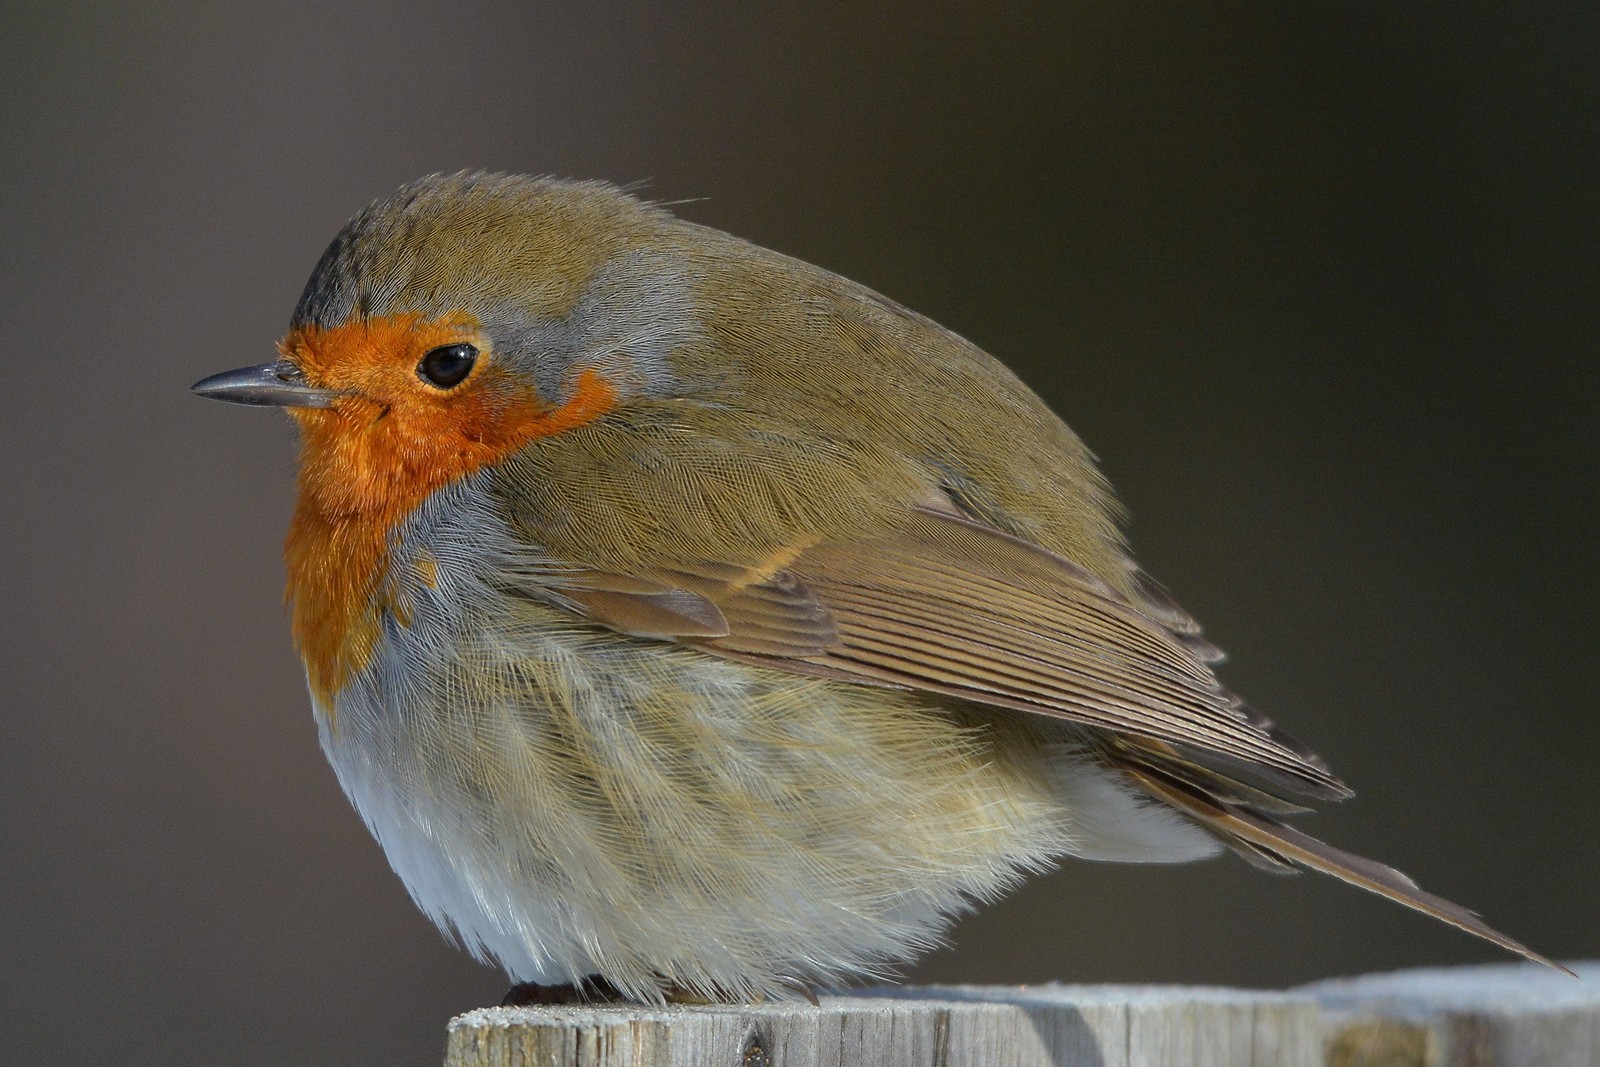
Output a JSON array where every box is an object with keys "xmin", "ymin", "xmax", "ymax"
[{"xmin": 190, "ymin": 361, "xmax": 344, "ymax": 409}]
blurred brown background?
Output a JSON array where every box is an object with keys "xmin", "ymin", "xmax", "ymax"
[{"xmin": 3, "ymin": 3, "xmax": 1595, "ymax": 1064}]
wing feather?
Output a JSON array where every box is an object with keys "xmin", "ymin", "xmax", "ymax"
[
  {"xmin": 513, "ymin": 491, "xmax": 1564, "ymax": 969},
  {"xmin": 696, "ymin": 507, "xmax": 1348, "ymax": 798},
  {"xmin": 1116, "ymin": 753, "xmax": 1567, "ymax": 973},
  {"xmin": 530, "ymin": 498, "xmax": 1344, "ymax": 796}
]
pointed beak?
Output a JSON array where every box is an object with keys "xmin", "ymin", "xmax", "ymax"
[{"xmin": 190, "ymin": 361, "xmax": 344, "ymax": 409}]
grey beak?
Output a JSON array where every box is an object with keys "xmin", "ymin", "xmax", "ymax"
[{"xmin": 190, "ymin": 361, "xmax": 344, "ymax": 408}]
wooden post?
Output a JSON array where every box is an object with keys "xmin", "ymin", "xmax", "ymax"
[
  {"xmin": 443, "ymin": 961, "xmax": 1597, "ymax": 1067},
  {"xmin": 1306, "ymin": 962, "xmax": 1600, "ymax": 1067}
]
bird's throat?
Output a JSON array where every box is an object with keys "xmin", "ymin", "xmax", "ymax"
[
  {"xmin": 284, "ymin": 404, "xmax": 458, "ymax": 714},
  {"xmin": 283, "ymin": 367, "xmax": 617, "ymax": 712}
]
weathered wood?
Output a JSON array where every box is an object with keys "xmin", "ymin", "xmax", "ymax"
[
  {"xmin": 444, "ymin": 985, "xmax": 1322, "ymax": 1067},
  {"xmin": 443, "ymin": 963, "xmax": 1598, "ymax": 1067},
  {"xmin": 1304, "ymin": 961, "xmax": 1600, "ymax": 1067}
]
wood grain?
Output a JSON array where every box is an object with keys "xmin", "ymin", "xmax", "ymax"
[{"xmin": 443, "ymin": 963, "xmax": 1598, "ymax": 1066}]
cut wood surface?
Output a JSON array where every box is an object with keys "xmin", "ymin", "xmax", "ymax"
[
  {"xmin": 1306, "ymin": 962, "xmax": 1600, "ymax": 1067},
  {"xmin": 443, "ymin": 961, "xmax": 1598, "ymax": 1067}
]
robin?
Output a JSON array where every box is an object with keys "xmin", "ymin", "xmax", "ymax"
[{"xmin": 192, "ymin": 172, "xmax": 1556, "ymax": 1003}]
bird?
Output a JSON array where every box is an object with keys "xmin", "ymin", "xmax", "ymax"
[{"xmin": 192, "ymin": 171, "xmax": 1557, "ymax": 1004}]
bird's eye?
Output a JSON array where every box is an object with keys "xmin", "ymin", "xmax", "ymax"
[{"xmin": 418, "ymin": 343, "xmax": 478, "ymax": 389}]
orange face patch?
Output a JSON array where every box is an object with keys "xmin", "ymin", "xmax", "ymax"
[{"xmin": 280, "ymin": 312, "xmax": 615, "ymax": 711}]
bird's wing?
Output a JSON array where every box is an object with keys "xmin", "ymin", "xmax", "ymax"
[
  {"xmin": 556, "ymin": 501, "xmax": 1348, "ymax": 800},
  {"xmin": 1106, "ymin": 738, "xmax": 1568, "ymax": 972},
  {"xmin": 537, "ymin": 497, "xmax": 1564, "ymax": 971}
]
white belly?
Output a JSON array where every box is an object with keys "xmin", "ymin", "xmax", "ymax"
[{"xmin": 312, "ymin": 489, "xmax": 1216, "ymax": 1001}]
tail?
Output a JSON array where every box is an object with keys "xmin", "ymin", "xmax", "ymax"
[{"xmin": 1110, "ymin": 744, "xmax": 1571, "ymax": 975}]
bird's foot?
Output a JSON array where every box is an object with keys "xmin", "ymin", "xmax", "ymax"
[
  {"xmin": 500, "ymin": 976, "xmax": 625, "ymax": 1006},
  {"xmin": 501, "ymin": 975, "xmax": 820, "ymax": 1007},
  {"xmin": 777, "ymin": 978, "xmax": 821, "ymax": 1007}
]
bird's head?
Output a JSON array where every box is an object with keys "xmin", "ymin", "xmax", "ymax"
[{"xmin": 192, "ymin": 172, "xmax": 697, "ymax": 517}]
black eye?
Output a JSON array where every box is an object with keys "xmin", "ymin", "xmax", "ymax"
[{"xmin": 417, "ymin": 343, "xmax": 478, "ymax": 388}]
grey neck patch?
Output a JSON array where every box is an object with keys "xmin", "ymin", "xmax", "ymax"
[{"xmin": 488, "ymin": 246, "xmax": 704, "ymax": 406}]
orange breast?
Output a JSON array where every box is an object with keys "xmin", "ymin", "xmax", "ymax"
[{"xmin": 280, "ymin": 314, "xmax": 616, "ymax": 712}]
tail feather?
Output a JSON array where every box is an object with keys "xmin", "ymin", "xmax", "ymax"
[{"xmin": 1117, "ymin": 759, "xmax": 1571, "ymax": 975}]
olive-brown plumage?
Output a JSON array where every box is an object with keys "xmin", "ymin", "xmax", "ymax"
[{"xmin": 193, "ymin": 172, "xmax": 1557, "ymax": 1002}]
